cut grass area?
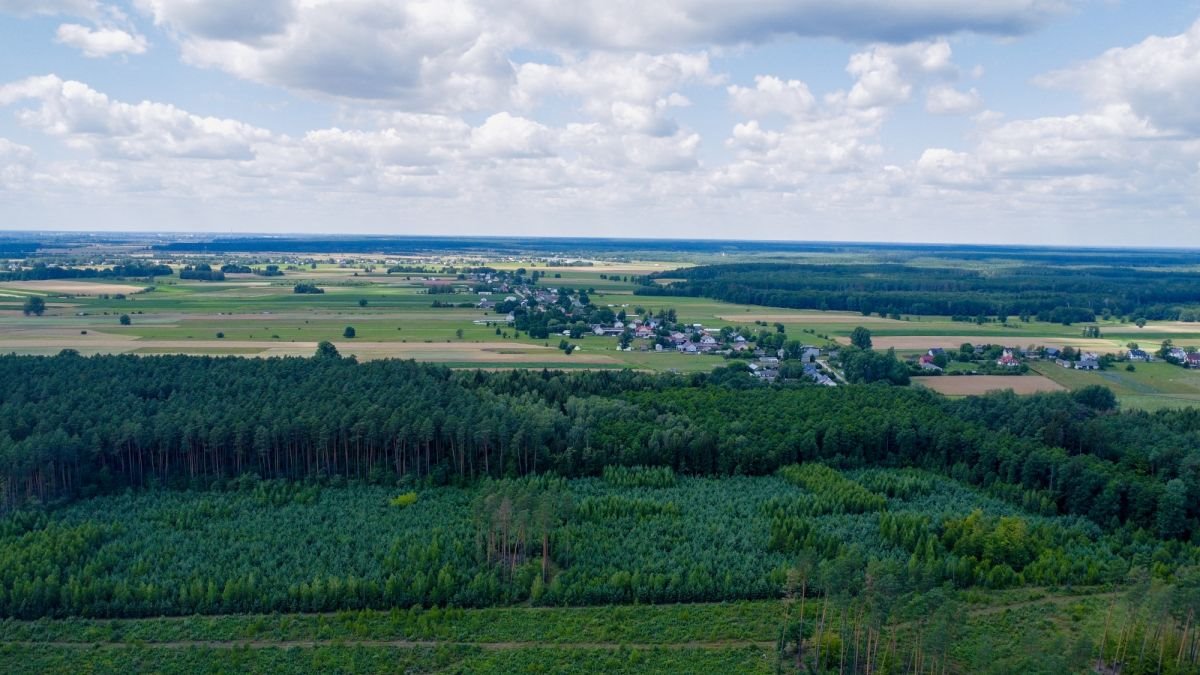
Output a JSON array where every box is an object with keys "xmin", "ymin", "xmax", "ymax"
[
  {"xmin": 608, "ymin": 350, "xmax": 725, "ymax": 372},
  {"xmin": 1031, "ymin": 361, "xmax": 1200, "ymax": 410},
  {"xmin": 0, "ymin": 602, "xmax": 782, "ymax": 645}
]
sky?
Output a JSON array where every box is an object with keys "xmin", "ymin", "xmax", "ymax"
[{"xmin": 0, "ymin": 1, "xmax": 1199, "ymax": 245}]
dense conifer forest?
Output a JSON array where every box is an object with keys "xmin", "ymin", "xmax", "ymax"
[
  {"xmin": 1, "ymin": 351, "xmax": 1198, "ymax": 675},
  {"xmin": 2, "ymin": 353, "xmax": 1197, "ymax": 539}
]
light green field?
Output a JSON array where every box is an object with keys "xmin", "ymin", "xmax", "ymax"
[
  {"xmin": 1031, "ymin": 360, "xmax": 1200, "ymax": 410},
  {"xmin": 0, "ymin": 271, "xmax": 736, "ymax": 371},
  {"xmin": 0, "ymin": 585, "xmax": 1161, "ymax": 675}
]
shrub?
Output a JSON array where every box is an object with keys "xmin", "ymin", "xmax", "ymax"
[{"xmin": 390, "ymin": 492, "xmax": 418, "ymax": 508}]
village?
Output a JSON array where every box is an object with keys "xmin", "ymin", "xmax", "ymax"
[
  {"xmin": 456, "ymin": 268, "xmax": 838, "ymax": 385},
  {"xmin": 910, "ymin": 342, "xmax": 1190, "ymax": 375}
]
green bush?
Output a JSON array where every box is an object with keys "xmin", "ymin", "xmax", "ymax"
[{"xmin": 390, "ymin": 492, "xmax": 418, "ymax": 508}]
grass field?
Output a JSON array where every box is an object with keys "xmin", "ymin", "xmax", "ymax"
[
  {"xmin": 1032, "ymin": 361, "xmax": 1200, "ymax": 410},
  {"xmin": 0, "ymin": 586, "xmax": 1152, "ymax": 674},
  {"xmin": 0, "ymin": 266, "xmax": 793, "ymax": 371}
]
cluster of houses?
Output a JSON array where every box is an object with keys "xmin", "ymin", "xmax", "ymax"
[
  {"xmin": 915, "ymin": 344, "xmax": 1145, "ymax": 373},
  {"xmin": 915, "ymin": 343, "xmax": 1184, "ymax": 374},
  {"xmin": 467, "ymin": 274, "xmax": 570, "ymax": 324},
  {"xmin": 591, "ymin": 317, "xmax": 657, "ymax": 337},
  {"xmin": 746, "ymin": 356, "xmax": 837, "ymax": 386},
  {"xmin": 666, "ymin": 325, "xmax": 730, "ymax": 353},
  {"xmin": 915, "ymin": 347, "xmax": 1026, "ymax": 373},
  {"xmin": 1054, "ymin": 352, "xmax": 1100, "ymax": 370},
  {"xmin": 1164, "ymin": 347, "xmax": 1200, "ymax": 367}
]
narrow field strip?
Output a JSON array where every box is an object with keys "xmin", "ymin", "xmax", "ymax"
[{"xmin": 0, "ymin": 639, "xmax": 776, "ymax": 651}]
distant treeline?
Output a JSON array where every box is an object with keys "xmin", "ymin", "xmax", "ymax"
[
  {"xmin": 152, "ymin": 237, "xmax": 1200, "ymax": 266},
  {"xmin": 0, "ymin": 354, "xmax": 1196, "ymax": 543},
  {"xmin": 179, "ymin": 264, "xmax": 225, "ymax": 281},
  {"xmin": 637, "ymin": 263, "xmax": 1200, "ymax": 321},
  {"xmin": 0, "ymin": 263, "xmax": 171, "ymax": 282},
  {"xmin": 0, "ymin": 244, "xmax": 38, "ymax": 259}
]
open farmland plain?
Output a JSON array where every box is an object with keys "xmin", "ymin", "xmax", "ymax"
[
  {"xmin": 6, "ymin": 246, "xmax": 1200, "ymax": 407},
  {"xmin": 0, "ymin": 262, "xmax": 670, "ymax": 368}
]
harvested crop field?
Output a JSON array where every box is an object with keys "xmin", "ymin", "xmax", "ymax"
[
  {"xmin": 172, "ymin": 311, "xmax": 489, "ymax": 322},
  {"xmin": 916, "ymin": 375, "xmax": 1065, "ymax": 396},
  {"xmin": 1111, "ymin": 322, "xmax": 1200, "ymax": 334},
  {"xmin": 0, "ymin": 281, "xmax": 148, "ymax": 295},
  {"xmin": 133, "ymin": 346, "xmax": 269, "ymax": 355}
]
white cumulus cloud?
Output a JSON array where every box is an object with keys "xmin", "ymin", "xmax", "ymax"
[
  {"xmin": 1038, "ymin": 19, "xmax": 1200, "ymax": 134},
  {"xmin": 0, "ymin": 75, "xmax": 272, "ymax": 160},
  {"xmin": 129, "ymin": 0, "xmax": 1062, "ymax": 109},
  {"xmin": 728, "ymin": 76, "xmax": 815, "ymax": 119},
  {"xmin": 925, "ymin": 85, "xmax": 982, "ymax": 115},
  {"xmin": 55, "ymin": 23, "xmax": 148, "ymax": 58}
]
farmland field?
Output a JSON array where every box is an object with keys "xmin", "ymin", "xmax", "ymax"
[
  {"xmin": 914, "ymin": 375, "xmax": 1065, "ymax": 395},
  {"xmin": 3, "ymin": 249, "xmax": 1199, "ymax": 389},
  {"xmin": 0, "ymin": 280, "xmax": 150, "ymax": 295}
]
